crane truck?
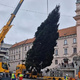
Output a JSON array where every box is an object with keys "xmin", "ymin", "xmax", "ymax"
[
  {"xmin": 0, "ymin": 0, "xmax": 24, "ymax": 78},
  {"xmin": 16, "ymin": 64, "xmax": 42, "ymax": 79}
]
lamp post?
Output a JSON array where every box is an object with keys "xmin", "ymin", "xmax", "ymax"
[{"xmin": 47, "ymin": 0, "xmax": 48, "ymax": 16}]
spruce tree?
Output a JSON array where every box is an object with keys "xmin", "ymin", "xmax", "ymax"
[{"xmin": 26, "ymin": 5, "xmax": 60, "ymax": 72}]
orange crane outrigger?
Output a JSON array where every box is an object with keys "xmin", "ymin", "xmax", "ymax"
[{"xmin": 0, "ymin": 0, "xmax": 24, "ymax": 43}]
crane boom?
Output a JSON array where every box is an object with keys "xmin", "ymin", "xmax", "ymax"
[{"xmin": 0, "ymin": 0, "xmax": 24, "ymax": 43}]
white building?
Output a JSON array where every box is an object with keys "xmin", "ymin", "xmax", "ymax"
[
  {"xmin": 9, "ymin": 38, "xmax": 35, "ymax": 71},
  {"xmin": 0, "ymin": 43, "xmax": 12, "ymax": 63}
]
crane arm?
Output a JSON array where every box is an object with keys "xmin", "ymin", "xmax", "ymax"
[{"xmin": 0, "ymin": 0, "xmax": 24, "ymax": 43}]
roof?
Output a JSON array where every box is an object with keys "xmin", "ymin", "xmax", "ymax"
[
  {"xmin": 58, "ymin": 26, "xmax": 76, "ymax": 37},
  {"xmin": 11, "ymin": 38, "xmax": 35, "ymax": 48},
  {"xmin": 11, "ymin": 26, "xmax": 76, "ymax": 48}
]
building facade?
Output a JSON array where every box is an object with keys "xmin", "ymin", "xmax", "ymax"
[
  {"xmin": 9, "ymin": 38, "xmax": 35, "ymax": 71},
  {"xmin": 49, "ymin": 0, "xmax": 80, "ymax": 68},
  {"xmin": 9, "ymin": 0, "xmax": 80, "ymax": 71},
  {"xmin": 0, "ymin": 43, "xmax": 12, "ymax": 63},
  {"xmin": 49, "ymin": 27, "xmax": 77, "ymax": 68}
]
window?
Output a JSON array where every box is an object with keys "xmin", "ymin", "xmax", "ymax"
[
  {"xmin": 9, "ymin": 56, "xmax": 10, "ymax": 60},
  {"xmin": 25, "ymin": 54, "xmax": 26, "ymax": 59},
  {"xmin": 64, "ymin": 40, "xmax": 67, "ymax": 45},
  {"xmin": 12, "ymin": 50, "xmax": 14, "ymax": 54},
  {"xmin": 56, "ymin": 40, "xmax": 57, "ymax": 45},
  {"xmin": 73, "ymin": 38, "xmax": 76, "ymax": 43},
  {"xmin": 2, "ymin": 63, "xmax": 8, "ymax": 70},
  {"xmin": 28, "ymin": 46, "xmax": 30, "ymax": 50},
  {"xmin": 55, "ymin": 60, "xmax": 58, "ymax": 64},
  {"xmin": 64, "ymin": 48, "xmax": 67, "ymax": 55},
  {"xmin": 25, "ymin": 46, "xmax": 27, "ymax": 51},
  {"xmin": 11, "ymin": 51, "xmax": 13, "ymax": 54},
  {"xmin": 18, "ymin": 62, "xmax": 20, "ymax": 65},
  {"xmin": 19, "ymin": 48, "xmax": 21, "ymax": 52},
  {"xmin": 16, "ymin": 49, "xmax": 18, "ymax": 53},
  {"xmin": 55, "ymin": 50, "xmax": 58, "ymax": 55},
  {"xmin": 16, "ymin": 67, "xmax": 20, "ymax": 70},
  {"xmin": 1, "ymin": 47, "xmax": 8, "ymax": 50},
  {"xmin": 14, "ymin": 50, "xmax": 15, "ymax": 54},
  {"xmin": 19, "ymin": 54, "xmax": 20, "ymax": 59},
  {"xmin": 14, "ymin": 55, "xmax": 15, "ymax": 60},
  {"xmin": 73, "ymin": 48, "xmax": 77, "ymax": 53}
]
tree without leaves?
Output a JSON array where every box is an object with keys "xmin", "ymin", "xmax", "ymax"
[{"xmin": 25, "ymin": 5, "xmax": 60, "ymax": 72}]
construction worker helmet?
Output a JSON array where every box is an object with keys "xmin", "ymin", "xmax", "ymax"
[{"xmin": 66, "ymin": 74, "xmax": 68, "ymax": 76}]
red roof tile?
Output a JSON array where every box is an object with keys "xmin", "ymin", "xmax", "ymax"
[
  {"xmin": 11, "ymin": 26, "xmax": 76, "ymax": 48},
  {"xmin": 11, "ymin": 38, "xmax": 35, "ymax": 48},
  {"xmin": 58, "ymin": 26, "xmax": 76, "ymax": 37}
]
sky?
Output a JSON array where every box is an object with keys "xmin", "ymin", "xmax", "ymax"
[{"xmin": 0, "ymin": 0, "xmax": 76, "ymax": 44}]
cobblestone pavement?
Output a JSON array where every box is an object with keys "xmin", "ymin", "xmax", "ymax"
[
  {"xmin": 1, "ymin": 78, "xmax": 36, "ymax": 80},
  {"xmin": 16, "ymin": 79, "xmax": 36, "ymax": 80}
]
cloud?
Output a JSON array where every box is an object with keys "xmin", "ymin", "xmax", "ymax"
[{"xmin": 0, "ymin": 0, "xmax": 76, "ymax": 44}]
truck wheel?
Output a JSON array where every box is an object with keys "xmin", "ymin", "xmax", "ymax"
[
  {"xmin": 58, "ymin": 78, "xmax": 62, "ymax": 80},
  {"xmin": 53, "ymin": 78, "xmax": 55, "ymax": 80}
]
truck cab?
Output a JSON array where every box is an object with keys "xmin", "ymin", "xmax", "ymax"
[
  {"xmin": 16, "ymin": 64, "xmax": 26, "ymax": 76},
  {"xmin": 0, "ymin": 62, "xmax": 9, "ymax": 79}
]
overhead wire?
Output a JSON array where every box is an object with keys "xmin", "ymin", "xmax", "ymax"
[
  {"xmin": 0, "ymin": 3, "xmax": 73, "ymax": 17},
  {"xmin": 0, "ymin": 3, "xmax": 46, "ymax": 14}
]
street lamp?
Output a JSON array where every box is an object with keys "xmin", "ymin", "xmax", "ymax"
[{"xmin": 47, "ymin": 0, "xmax": 48, "ymax": 16}]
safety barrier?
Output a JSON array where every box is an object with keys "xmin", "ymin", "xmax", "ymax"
[
  {"xmin": 68, "ymin": 77, "xmax": 75, "ymax": 80},
  {"xmin": 43, "ymin": 76, "xmax": 64, "ymax": 80},
  {"xmin": 1, "ymin": 77, "xmax": 11, "ymax": 80},
  {"xmin": 32, "ymin": 75, "xmax": 37, "ymax": 79}
]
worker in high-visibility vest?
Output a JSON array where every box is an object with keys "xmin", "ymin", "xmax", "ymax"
[
  {"xmin": 14, "ymin": 73, "xmax": 17, "ymax": 79},
  {"xmin": 78, "ymin": 71, "xmax": 80, "ymax": 79},
  {"xmin": 75, "ymin": 75, "xmax": 78, "ymax": 80},
  {"xmin": 11, "ymin": 72, "xmax": 16, "ymax": 80},
  {"xmin": 65, "ymin": 74, "xmax": 68, "ymax": 80},
  {"xmin": 19, "ymin": 72, "xmax": 23, "ymax": 80}
]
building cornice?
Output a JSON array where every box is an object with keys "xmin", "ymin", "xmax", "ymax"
[
  {"xmin": 9, "ymin": 59, "xmax": 22, "ymax": 63},
  {"xmin": 76, "ymin": 24, "xmax": 80, "ymax": 26},
  {"xmin": 54, "ymin": 53, "xmax": 78, "ymax": 59},
  {"xmin": 73, "ymin": 15, "xmax": 80, "ymax": 20},
  {"xmin": 58, "ymin": 34, "xmax": 77, "ymax": 40},
  {"xmin": 75, "ymin": 9, "xmax": 80, "ymax": 12}
]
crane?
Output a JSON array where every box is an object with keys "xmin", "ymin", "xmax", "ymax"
[
  {"xmin": 0, "ymin": 0, "xmax": 24, "ymax": 78},
  {"xmin": 0, "ymin": 0, "xmax": 24, "ymax": 43}
]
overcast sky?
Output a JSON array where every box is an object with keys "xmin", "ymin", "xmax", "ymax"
[{"xmin": 0, "ymin": 0, "xmax": 76, "ymax": 44}]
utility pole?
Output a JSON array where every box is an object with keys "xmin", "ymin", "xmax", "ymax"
[{"xmin": 47, "ymin": 0, "xmax": 48, "ymax": 16}]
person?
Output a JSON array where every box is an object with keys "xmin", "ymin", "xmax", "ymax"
[
  {"xmin": 75, "ymin": 75, "xmax": 78, "ymax": 80},
  {"xmin": 14, "ymin": 73, "xmax": 17, "ymax": 79},
  {"xmin": 78, "ymin": 70, "xmax": 80, "ymax": 79},
  {"xmin": 65, "ymin": 74, "xmax": 68, "ymax": 80},
  {"xmin": 19, "ymin": 72, "xmax": 23, "ymax": 80},
  {"xmin": 11, "ymin": 71, "xmax": 16, "ymax": 80}
]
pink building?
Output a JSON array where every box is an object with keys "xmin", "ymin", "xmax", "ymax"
[{"xmin": 48, "ymin": 0, "xmax": 80, "ymax": 68}]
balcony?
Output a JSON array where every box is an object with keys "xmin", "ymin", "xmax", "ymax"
[{"xmin": 59, "ymin": 63, "xmax": 75, "ymax": 69}]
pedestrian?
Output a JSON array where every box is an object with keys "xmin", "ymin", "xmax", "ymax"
[
  {"xmin": 11, "ymin": 71, "xmax": 16, "ymax": 80},
  {"xmin": 65, "ymin": 74, "xmax": 68, "ymax": 80},
  {"xmin": 75, "ymin": 75, "xmax": 78, "ymax": 80},
  {"xmin": 14, "ymin": 73, "xmax": 17, "ymax": 79},
  {"xmin": 19, "ymin": 72, "xmax": 23, "ymax": 80}
]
